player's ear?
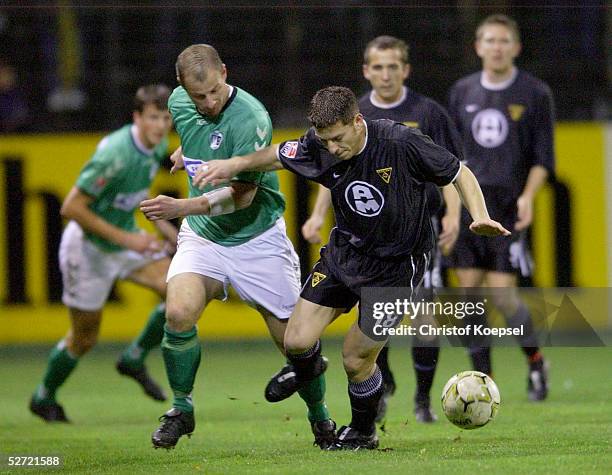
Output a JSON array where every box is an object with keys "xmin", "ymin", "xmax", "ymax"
[
  {"xmin": 474, "ymin": 39, "xmax": 484, "ymax": 59},
  {"xmin": 362, "ymin": 62, "xmax": 370, "ymax": 81},
  {"xmin": 132, "ymin": 110, "xmax": 141, "ymax": 125},
  {"xmin": 512, "ymin": 41, "xmax": 522, "ymax": 59},
  {"xmin": 403, "ymin": 63, "xmax": 411, "ymax": 80},
  {"xmin": 220, "ymin": 64, "xmax": 228, "ymax": 81}
]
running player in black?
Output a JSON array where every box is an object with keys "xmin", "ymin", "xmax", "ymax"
[
  {"xmin": 447, "ymin": 15, "xmax": 554, "ymax": 401},
  {"xmin": 195, "ymin": 86, "xmax": 509, "ymax": 450},
  {"xmin": 301, "ymin": 36, "xmax": 463, "ymax": 423}
]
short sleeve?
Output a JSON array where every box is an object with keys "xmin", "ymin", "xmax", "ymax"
[
  {"xmin": 276, "ymin": 128, "xmax": 327, "ymax": 183},
  {"xmin": 404, "ymin": 130, "xmax": 461, "ymax": 186},
  {"xmin": 427, "ymin": 105, "xmax": 464, "ymax": 161},
  {"xmin": 76, "ymin": 138, "xmax": 125, "ymax": 198}
]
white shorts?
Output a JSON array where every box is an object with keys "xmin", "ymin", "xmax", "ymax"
[
  {"xmin": 59, "ymin": 221, "xmax": 166, "ymax": 311},
  {"xmin": 167, "ymin": 218, "xmax": 301, "ymax": 320}
]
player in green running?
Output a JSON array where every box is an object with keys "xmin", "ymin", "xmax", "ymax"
[
  {"xmin": 140, "ymin": 44, "xmax": 334, "ymax": 450},
  {"xmin": 29, "ymin": 84, "xmax": 176, "ymax": 423}
]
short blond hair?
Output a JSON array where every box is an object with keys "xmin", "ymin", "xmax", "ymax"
[
  {"xmin": 476, "ymin": 14, "xmax": 521, "ymax": 43},
  {"xmin": 363, "ymin": 35, "xmax": 409, "ymax": 64},
  {"xmin": 175, "ymin": 44, "xmax": 223, "ymax": 84}
]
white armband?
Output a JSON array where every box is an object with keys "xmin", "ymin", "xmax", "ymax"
[{"xmin": 205, "ymin": 187, "xmax": 235, "ymax": 217}]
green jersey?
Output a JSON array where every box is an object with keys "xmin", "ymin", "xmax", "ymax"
[
  {"xmin": 76, "ymin": 124, "xmax": 168, "ymax": 252},
  {"xmin": 169, "ymin": 85, "xmax": 285, "ymax": 245}
]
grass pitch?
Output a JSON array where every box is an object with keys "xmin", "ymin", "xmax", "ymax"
[{"xmin": 1, "ymin": 341, "xmax": 610, "ymax": 474}]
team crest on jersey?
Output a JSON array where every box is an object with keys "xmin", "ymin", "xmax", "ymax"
[
  {"xmin": 311, "ymin": 272, "xmax": 326, "ymax": 287},
  {"xmin": 471, "ymin": 108, "xmax": 508, "ymax": 148},
  {"xmin": 508, "ymin": 104, "xmax": 525, "ymax": 121},
  {"xmin": 376, "ymin": 167, "xmax": 392, "ymax": 184},
  {"xmin": 280, "ymin": 141, "xmax": 299, "ymax": 158},
  {"xmin": 209, "ymin": 130, "xmax": 224, "ymax": 150},
  {"xmin": 345, "ymin": 181, "xmax": 385, "ymax": 217}
]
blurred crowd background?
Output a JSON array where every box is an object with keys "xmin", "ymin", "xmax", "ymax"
[{"xmin": 0, "ymin": 2, "xmax": 609, "ymax": 134}]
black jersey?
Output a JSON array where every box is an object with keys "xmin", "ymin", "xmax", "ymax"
[
  {"xmin": 277, "ymin": 119, "xmax": 461, "ymax": 259},
  {"xmin": 448, "ymin": 69, "xmax": 555, "ymax": 199},
  {"xmin": 359, "ymin": 87, "xmax": 464, "ymax": 215}
]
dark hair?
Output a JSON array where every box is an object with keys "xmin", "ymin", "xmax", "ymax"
[
  {"xmin": 307, "ymin": 86, "xmax": 359, "ymax": 129},
  {"xmin": 133, "ymin": 84, "xmax": 170, "ymax": 112},
  {"xmin": 175, "ymin": 44, "xmax": 224, "ymax": 85},
  {"xmin": 476, "ymin": 14, "xmax": 521, "ymax": 43},
  {"xmin": 363, "ymin": 35, "xmax": 410, "ymax": 64}
]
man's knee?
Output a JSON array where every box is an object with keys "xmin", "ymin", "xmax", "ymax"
[
  {"xmin": 284, "ymin": 326, "xmax": 317, "ymax": 355},
  {"xmin": 165, "ymin": 302, "xmax": 198, "ymax": 332}
]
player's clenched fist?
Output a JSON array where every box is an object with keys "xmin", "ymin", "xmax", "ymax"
[{"xmin": 140, "ymin": 195, "xmax": 186, "ymax": 221}]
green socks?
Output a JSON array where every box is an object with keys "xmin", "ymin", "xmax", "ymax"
[
  {"xmin": 161, "ymin": 324, "xmax": 201, "ymax": 413},
  {"xmin": 119, "ymin": 303, "xmax": 166, "ymax": 369},
  {"xmin": 34, "ymin": 340, "xmax": 79, "ymax": 403},
  {"xmin": 298, "ymin": 374, "xmax": 331, "ymax": 423}
]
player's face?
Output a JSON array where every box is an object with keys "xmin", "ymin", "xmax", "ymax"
[
  {"xmin": 315, "ymin": 114, "xmax": 366, "ymax": 161},
  {"xmin": 133, "ymin": 104, "xmax": 172, "ymax": 149},
  {"xmin": 476, "ymin": 24, "xmax": 521, "ymax": 74},
  {"xmin": 182, "ymin": 66, "xmax": 229, "ymax": 118},
  {"xmin": 363, "ymin": 47, "xmax": 410, "ymax": 103}
]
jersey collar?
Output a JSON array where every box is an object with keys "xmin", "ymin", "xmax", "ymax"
[
  {"xmin": 480, "ymin": 67, "xmax": 518, "ymax": 91},
  {"xmin": 130, "ymin": 124, "xmax": 155, "ymax": 156},
  {"xmin": 369, "ymin": 86, "xmax": 407, "ymax": 109}
]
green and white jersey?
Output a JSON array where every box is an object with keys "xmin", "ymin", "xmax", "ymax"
[
  {"xmin": 169, "ymin": 85, "xmax": 285, "ymax": 246},
  {"xmin": 76, "ymin": 124, "xmax": 168, "ymax": 252}
]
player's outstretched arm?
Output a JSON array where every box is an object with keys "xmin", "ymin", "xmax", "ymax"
[
  {"xmin": 302, "ymin": 185, "xmax": 332, "ymax": 244},
  {"xmin": 192, "ymin": 144, "xmax": 283, "ymax": 189},
  {"xmin": 61, "ymin": 186, "xmax": 163, "ymax": 254},
  {"xmin": 452, "ymin": 165, "xmax": 511, "ymax": 237},
  {"xmin": 140, "ymin": 182, "xmax": 258, "ymax": 221}
]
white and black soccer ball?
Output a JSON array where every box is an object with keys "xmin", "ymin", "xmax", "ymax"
[{"xmin": 441, "ymin": 370, "xmax": 501, "ymax": 430}]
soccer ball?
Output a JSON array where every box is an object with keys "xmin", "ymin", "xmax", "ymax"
[{"xmin": 441, "ymin": 370, "xmax": 501, "ymax": 429}]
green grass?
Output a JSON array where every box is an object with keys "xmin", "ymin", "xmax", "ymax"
[{"xmin": 0, "ymin": 341, "xmax": 610, "ymax": 474}]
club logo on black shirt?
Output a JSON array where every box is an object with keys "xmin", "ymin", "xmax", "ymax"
[
  {"xmin": 311, "ymin": 272, "xmax": 326, "ymax": 287},
  {"xmin": 471, "ymin": 109, "xmax": 508, "ymax": 148},
  {"xmin": 376, "ymin": 167, "xmax": 392, "ymax": 184},
  {"xmin": 345, "ymin": 181, "xmax": 384, "ymax": 217}
]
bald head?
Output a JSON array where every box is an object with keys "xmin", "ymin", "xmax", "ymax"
[{"xmin": 175, "ymin": 44, "xmax": 224, "ymax": 85}]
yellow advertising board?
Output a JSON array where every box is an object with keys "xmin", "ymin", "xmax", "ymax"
[{"xmin": 0, "ymin": 124, "xmax": 608, "ymax": 343}]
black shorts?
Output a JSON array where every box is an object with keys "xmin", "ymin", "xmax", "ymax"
[
  {"xmin": 447, "ymin": 188, "xmax": 533, "ymax": 275},
  {"xmin": 300, "ymin": 237, "xmax": 429, "ymax": 340}
]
